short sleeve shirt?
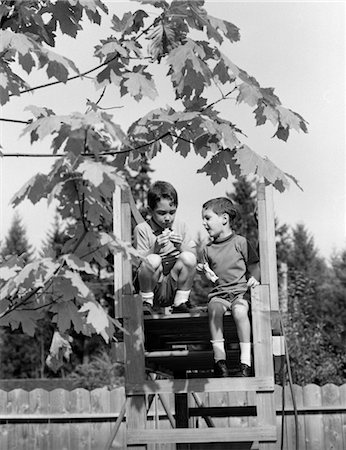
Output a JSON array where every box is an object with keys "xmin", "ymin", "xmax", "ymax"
[
  {"xmin": 134, "ymin": 218, "xmax": 196, "ymax": 266},
  {"xmin": 203, "ymin": 233, "xmax": 259, "ymax": 299}
]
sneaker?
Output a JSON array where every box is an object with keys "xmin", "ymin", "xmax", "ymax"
[
  {"xmin": 142, "ymin": 301, "xmax": 154, "ymax": 316},
  {"xmin": 237, "ymin": 363, "xmax": 252, "ymax": 377},
  {"xmin": 171, "ymin": 301, "xmax": 196, "ymax": 314},
  {"xmin": 213, "ymin": 359, "xmax": 229, "ymax": 378}
]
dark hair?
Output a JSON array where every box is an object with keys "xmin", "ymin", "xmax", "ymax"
[
  {"xmin": 148, "ymin": 181, "xmax": 178, "ymax": 210},
  {"xmin": 202, "ymin": 197, "xmax": 238, "ymax": 224}
]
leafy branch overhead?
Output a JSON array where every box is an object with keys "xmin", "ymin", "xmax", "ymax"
[{"xmin": 0, "ymin": 0, "xmax": 308, "ymax": 366}]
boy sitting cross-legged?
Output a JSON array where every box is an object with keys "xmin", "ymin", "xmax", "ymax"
[
  {"xmin": 134, "ymin": 181, "xmax": 197, "ymax": 314},
  {"xmin": 200, "ymin": 197, "xmax": 260, "ymax": 377}
]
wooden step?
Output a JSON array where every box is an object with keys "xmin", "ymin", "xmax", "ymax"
[
  {"xmin": 125, "ymin": 376, "xmax": 274, "ymax": 395},
  {"xmin": 127, "ymin": 426, "xmax": 277, "ymax": 444}
]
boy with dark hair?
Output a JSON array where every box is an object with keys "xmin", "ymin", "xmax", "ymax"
[
  {"xmin": 134, "ymin": 181, "xmax": 197, "ymax": 314},
  {"xmin": 200, "ymin": 197, "xmax": 260, "ymax": 377}
]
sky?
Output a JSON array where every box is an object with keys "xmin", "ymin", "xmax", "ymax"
[{"xmin": 0, "ymin": 1, "xmax": 345, "ymax": 260}]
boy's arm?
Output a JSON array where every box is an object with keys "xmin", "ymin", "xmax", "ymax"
[
  {"xmin": 247, "ymin": 261, "xmax": 260, "ymax": 287},
  {"xmin": 133, "ymin": 224, "xmax": 155, "ymax": 257}
]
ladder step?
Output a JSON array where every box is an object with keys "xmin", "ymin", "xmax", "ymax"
[
  {"xmin": 189, "ymin": 406, "xmax": 257, "ymax": 417},
  {"xmin": 126, "ymin": 376, "xmax": 274, "ymax": 395},
  {"xmin": 127, "ymin": 426, "xmax": 277, "ymax": 444}
]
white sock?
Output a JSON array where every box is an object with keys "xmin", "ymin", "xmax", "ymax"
[
  {"xmin": 173, "ymin": 290, "xmax": 191, "ymax": 306},
  {"xmin": 240, "ymin": 342, "xmax": 251, "ymax": 366},
  {"xmin": 211, "ymin": 339, "xmax": 226, "ymax": 361},
  {"xmin": 140, "ymin": 291, "xmax": 154, "ymax": 306}
]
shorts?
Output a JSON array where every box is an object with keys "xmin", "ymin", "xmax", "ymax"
[
  {"xmin": 208, "ymin": 292, "xmax": 250, "ymax": 313},
  {"xmin": 154, "ymin": 272, "xmax": 177, "ymax": 307}
]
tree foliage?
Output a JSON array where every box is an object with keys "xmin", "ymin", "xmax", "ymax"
[{"xmin": 0, "ymin": 0, "xmax": 308, "ymax": 369}]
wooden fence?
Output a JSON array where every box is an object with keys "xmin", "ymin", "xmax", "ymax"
[{"xmin": 0, "ymin": 383, "xmax": 345, "ymax": 450}]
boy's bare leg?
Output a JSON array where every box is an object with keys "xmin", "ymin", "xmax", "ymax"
[
  {"xmin": 138, "ymin": 255, "xmax": 162, "ymax": 310},
  {"xmin": 232, "ymin": 301, "xmax": 251, "ymax": 369},
  {"xmin": 171, "ymin": 251, "xmax": 197, "ymax": 291},
  {"xmin": 171, "ymin": 251, "xmax": 196, "ymax": 309},
  {"xmin": 208, "ymin": 301, "xmax": 227, "ymax": 360}
]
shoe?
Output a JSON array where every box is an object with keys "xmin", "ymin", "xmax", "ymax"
[
  {"xmin": 143, "ymin": 301, "xmax": 154, "ymax": 315},
  {"xmin": 237, "ymin": 363, "xmax": 252, "ymax": 377},
  {"xmin": 171, "ymin": 301, "xmax": 196, "ymax": 314},
  {"xmin": 213, "ymin": 360, "xmax": 229, "ymax": 377}
]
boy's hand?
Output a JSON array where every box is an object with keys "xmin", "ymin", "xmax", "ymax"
[
  {"xmin": 247, "ymin": 276, "xmax": 260, "ymax": 288},
  {"xmin": 169, "ymin": 232, "xmax": 183, "ymax": 249},
  {"xmin": 154, "ymin": 229, "xmax": 171, "ymax": 251},
  {"xmin": 197, "ymin": 263, "xmax": 219, "ymax": 283}
]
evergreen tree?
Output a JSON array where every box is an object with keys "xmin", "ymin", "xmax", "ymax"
[
  {"xmin": 0, "ymin": 213, "xmax": 44, "ymax": 378},
  {"xmin": 1, "ymin": 212, "xmax": 34, "ymax": 263},
  {"xmin": 226, "ymin": 177, "xmax": 258, "ymax": 249},
  {"xmin": 40, "ymin": 214, "xmax": 69, "ymax": 258},
  {"xmin": 125, "ymin": 156, "xmax": 154, "ymax": 220}
]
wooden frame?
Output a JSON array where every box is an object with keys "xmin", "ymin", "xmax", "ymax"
[{"xmin": 112, "ymin": 182, "xmax": 280, "ymax": 449}]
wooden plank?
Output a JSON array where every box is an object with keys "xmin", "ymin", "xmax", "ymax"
[
  {"xmin": 121, "ymin": 190, "xmax": 133, "ymax": 296},
  {"xmin": 28, "ymin": 388, "xmax": 50, "ymax": 450},
  {"xmin": 303, "ymin": 384, "xmax": 324, "ymax": 450},
  {"xmin": 123, "ymin": 294, "xmax": 146, "ymax": 449},
  {"xmin": 7, "ymin": 389, "xmax": 29, "ymax": 450},
  {"xmin": 322, "ymin": 383, "xmax": 343, "ymax": 450},
  {"xmin": 257, "ymin": 183, "xmax": 270, "ymax": 285},
  {"xmin": 49, "ymin": 388, "xmax": 70, "ymax": 450},
  {"xmin": 251, "ymin": 286, "xmax": 277, "ymax": 450},
  {"xmin": 113, "ymin": 187, "xmax": 123, "ymax": 318},
  {"xmin": 264, "ymin": 184, "xmax": 279, "ymax": 311},
  {"xmin": 109, "ymin": 388, "xmax": 126, "ymax": 449},
  {"xmin": 90, "ymin": 388, "xmax": 111, "ymax": 450},
  {"xmin": 126, "ymin": 377, "xmax": 274, "ymax": 395},
  {"xmin": 127, "ymin": 426, "xmax": 277, "ymax": 444},
  {"xmin": 69, "ymin": 388, "xmax": 91, "ymax": 450},
  {"xmin": 340, "ymin": 384, "xmax": 346, "ymax": 450},
  {"xmin": 0, "ymin": 389, "xmax": 8, "ymax": 450}
]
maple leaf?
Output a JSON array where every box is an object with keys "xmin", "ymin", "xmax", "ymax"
[
  {"xmin": 11, "ymin": 173, "xmax": 49, "ymax": 206},
  {"xmin": 0, "ymin": 62, "xmax": 30, "ymax": 105},
  {"xmin": 62, "ymin": 254, "xmax": 97, "ymax": 275},
  {"xmin": 167, "ymin": 39, "xmax": 211, "ymax": 101},
  {"xmin": 147, "ymin": 18, "xmax": 177, "ymax": 61},
  {"xmin": 121, "ymin": 67, "xmax": 158, "ymax": 101},
  {"xmin": 0, "ymin": 255, "xmax": 25, "ymax": 282},
  {"xmin": 95, "ymin": 38, "xmax": 130, "ymax": 60},
  {"xmin": 197, "ymin": 150, "xmax": 233, "ymax": 184},
  {"xmin": 0, "ymin": 308, "xmax": 42, "ymax": 336},
  {"xmin": 51, "ymin": 301, "xmax": 84, "ymax": 333},
  {"xmin": 78, "ymin": 160, "xmax": 127, "ymax": 196},
  {"xmin": 206, "ymin": 15, "xmax": 240, "ymax": 44},
  {"xmin": 79, "ymin": 300, "xmax": 112, "ymax": 342}
]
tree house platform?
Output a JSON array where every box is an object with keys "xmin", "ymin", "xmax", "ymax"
[{"xmin": 110, "ymin": 183, "xmax": 283, "ymax": 449}]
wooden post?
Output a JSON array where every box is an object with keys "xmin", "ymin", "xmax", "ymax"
[
  {"xmin": 124, "ymin": 294, "xmax": 147, "ymax": 450},
  {"xmin": 113, "ymin": 186, "xmax": 123, "ymax": 318}
]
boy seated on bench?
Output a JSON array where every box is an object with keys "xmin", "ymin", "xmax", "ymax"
[{"xmin": 134, "ymin": 181, "xmax": 197, "ymax": 314}]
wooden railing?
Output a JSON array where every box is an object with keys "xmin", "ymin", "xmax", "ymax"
[{"xmin": 0, "ymin": 383, "xmax": 345, "ymax": 449}]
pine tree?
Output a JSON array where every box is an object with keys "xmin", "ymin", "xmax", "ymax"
[
  {"xmin": 40, "ymin": 214, "xmax": 69, "ymax": 259},
  {"xmin": 1, "ymin": 212, "xmax": 34, "ymax": 263},
  {"xmin": 123, "ymin": 156, "xmax": 154, "ymax": 220},
  {"xmin": 226, "ymin": 177, "xmax": 258, "ymax": 249}
]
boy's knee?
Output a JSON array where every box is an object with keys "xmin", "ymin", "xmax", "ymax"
[
  {"xmin": 208, "ymin": 301, "xmax": 226, "ymax": 316},
  {"xmin": 232, "ymin": 301, "xmax": 249, "ymax": 319},
  {"xmin": 178, "ymin": 251, "xmax": 197, "ymax": 269},
  {"xmin": 140, "ymin": 254, "xmax": 162, "ymax": 273}
]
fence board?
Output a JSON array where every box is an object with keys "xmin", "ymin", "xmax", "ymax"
[
  {"xmin": 29, "ymin": 388, "xmax": 49, "ymax": 450},
  {"xmin": 109, "ymin": 388, "xmax": 125, "ymax": 449},
  {"xmin": 322, "ymin": 384, "xmax": 343, "ymax": 450},
  {"xmin": 90, "ymin": 388, "xmax": 111, "ymax": 450},
  {"xmin": 7, "ymin": 389, "xmax": 29, "ymax": 450},
  {"xmin": 1, "ymin": 383, "xmax": 346, "ymax": 450},
  {"xmin": 304, "ymin": 384, "xmax": 324, "ymax": 450},
  {"xmin": 69, "ymin": 388, "xmax": 91, "ymax": 450},
  {"xmin": 0, "ymin": 389, "xmax": 8, "ymax": 450}
]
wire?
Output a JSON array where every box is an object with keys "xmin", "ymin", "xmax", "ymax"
[{"xmin": 278, "ymin": 309, "xmax": 299, "ymax": 450}]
